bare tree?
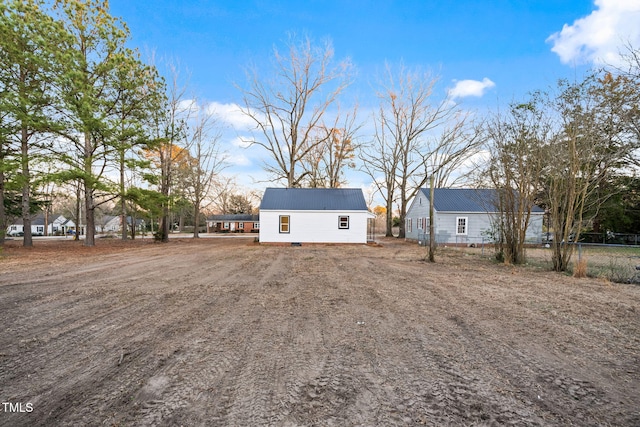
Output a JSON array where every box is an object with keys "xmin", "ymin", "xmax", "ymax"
[
  {"xmin": 360, "ymin": 104, "xmax": 401, "ymax": 236},
  {"xmin": 210, "ymin": 175, "xmax": 237, "ymax": 214},
  {"xmin": 302, "ymin": 105, "xmax": 360, "ymax": 188},
  {"xmin": 239, "ymin": 35, "xmax": 353, "ymax": 187},
  {"xmin": 227, "ymin": 193, "xmax": 254, "ymax": 214},
  {"xmin": 146, "ymin": 62, "xmax": 190, "ymax": 242},
  {"xmin": 545, "ymin": 75, "xmax": 636, "ymax": 271},
  {"xmin": 361, "ymin": 63, "xmax": 482, "ymax": 238},
  {"xmin": 614, "ymin": 43, "xmax": 640, "ymax": 168},
  {"xmin": 182, "ymin": 104, "xmax": 227, "ymax": 238},
  {"xmin": 485, "ymin": 100, "xmax": 550, "ymax": 264}
]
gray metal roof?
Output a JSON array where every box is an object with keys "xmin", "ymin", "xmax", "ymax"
[
  {"xmin": 419, "ymin": 188, "xmax": 544, "ymax": 213},
  {"xmin": 260, "ymin": 188, "xmax": 368, "ymax": 211},
  {"xmin": 12, "ymin": 213, "xmax": 47, "ymax": 225}
]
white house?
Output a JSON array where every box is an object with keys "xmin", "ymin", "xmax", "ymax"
[
  {"xmin": 99, "ymin": 215, "xmax": 122, "ymax": 233},
  {"xmin": 6, "ymin": 213, "xmax": 76, "ymax": 236},
  {"xmin": 259, "ymin": 187, "xmax": 375, "ymax": 244},
  {"xmin": 405, "ymin": 188, "xmax": 544, "ymax": 245},
  {"xmin": 98, "ymin": 215, "xmax": 145, "ymax": 234}
]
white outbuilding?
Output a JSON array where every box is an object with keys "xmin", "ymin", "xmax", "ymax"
[{"xmin": 259, "ymin": 187, "xmax": 375, "ymax": 244}]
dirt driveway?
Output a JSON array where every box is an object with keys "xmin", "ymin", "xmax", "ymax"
[{"xmin": 1, "ymin": 237, "xmax": 639, "ymax": 426}]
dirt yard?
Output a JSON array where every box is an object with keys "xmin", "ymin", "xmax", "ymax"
[{"xmin": 1, "ymin": 236, "xmax": 639, "ymax": 426}]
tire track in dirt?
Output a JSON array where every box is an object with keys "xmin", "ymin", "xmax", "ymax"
[
  {"xmin": 104, "ymin": 248, "xmax": 294, "ymax": 425},
  {"xmin": 2, "ymin": 239, "xmax": 639, "ymax": 426},
  {"xmin": 374, "ymin": 254, "xmax": 636, "ymax": 426},
  {"xmin": 2, "ymin": 241, "xmax": 255, "ymax": 426},
  {"xmin": 340, "ymin": 254, "xmax": 548, "ymax": 426}
]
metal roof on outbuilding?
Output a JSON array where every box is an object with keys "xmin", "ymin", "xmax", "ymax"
[
  {"xmin": 260, "ymin": 188, "xmax": 368, "ymax": 211},
  {"xmin": 418, "ymin": 188, "xmax": 544, "ymax": 213}
]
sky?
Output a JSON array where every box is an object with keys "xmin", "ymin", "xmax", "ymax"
[{"xmin": 108, "ymin": 0, "xmax": 640, "ymax": 196}]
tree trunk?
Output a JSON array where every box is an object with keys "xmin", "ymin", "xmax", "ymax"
[
  {"xmin": 74, "ymin": 183, "xmax": 81, "ymax": 241},
  {"xmin": 0, "ymin": 160, "xmax": 5, "ymax": 245},
  {"xmin": 21, "ymin": 125, "xmax": 33, "ymax": 247},
  {"xmin": 428, "ymin": 175, "xmax": 435, "ymax": 262},
  {"xmin": 129, "ymin": 213, "xmax": 136, "ymax": 239},
  {"xmin": 159, "ymin": 147, "xmax": 171, "ymax": 242},
  {"xmin": 385, "ymin": 199, "xmax": 394, "ymax": 237},
  {"xmin": 193, "ymin": 205, "xmax": 200, "ymax": 238},
  {"xmin": 83, "ymin": 132, "xmax": 95, "ymax": 246},
  {"xmin": 84, "ymin": 180, "xmax": 95, "ymax": 246},
  {"xmin": 397, "ymin": 196, "xmax": 408, "ymax": 239},
  {"xmin": 159, "ymin": 212, "xmax": 169, "ymax": 241},
  {"xmin": 120, "ymin": 149, "xmax": 127, "ymax": 240}
]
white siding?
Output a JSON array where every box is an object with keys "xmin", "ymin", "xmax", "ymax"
[{"xmin": 260, "ymin": 210, "xmax": 370, "ymax": 243}]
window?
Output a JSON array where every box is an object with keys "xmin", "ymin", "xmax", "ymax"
[
  {"xmin": 456, "ymin": 217, "xmax": 468, "ymax": 235},
  {"xmin": 279, "ymin": 215, "xmax": 290, "ymax": 233},
  {"xmin": 406, "ymin": 218, "xmax": 412, "ymax": 233},
  {"xmin": 223, "ymin": 222, "xmax": 230, "ymax": 229},
  {"xmin": 238, "ymin": 222, "xmax": 244, "ymax": 229},
  {"xmin": 338, "ymin": 215, "xmax": 349, "ymax": 229},
  {"xmin": 254, "ymin": 222, "xmax": 260, "ymax": 229},
  {"xmin": 417, "ymin": 218, "xmax": 423, "ymax": 230}
]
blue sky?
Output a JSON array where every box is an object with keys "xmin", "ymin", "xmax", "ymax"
[{"xmin": 109, "ymin": 0, "xmax": 640, "ymax": 195}]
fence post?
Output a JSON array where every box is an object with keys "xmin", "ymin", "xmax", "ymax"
[{"xmin": 578, "ymin": 243, "xmax": 582, "ymax": 262}]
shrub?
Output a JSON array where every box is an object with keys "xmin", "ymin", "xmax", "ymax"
[{"xmin": 573, "ymin": 258, "xmax": 587, "ymax": 278}]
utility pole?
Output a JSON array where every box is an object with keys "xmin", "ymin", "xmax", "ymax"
[{"xmin": 428, "ymin": 174, "xmax": 435, "ymax": 262}]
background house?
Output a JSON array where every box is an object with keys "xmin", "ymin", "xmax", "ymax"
[
  {"xmin": 259, "ymin": 187, "xmax": 375, "ymax": 244},
  {"xmin": 6, "ymin": 214, "xmax": 46, "ymax": 236},
  {"xmin": 98, "ymin": 215, "xmax": 145, "ymax": 234},
  {"xmin": 405, "ymin": 188, "xmax": 544, "ymax": 246},
  {"xmin": 207, "ymin": 214, "xmax": 260, "ymax": 233},
  {"xmin": 6, "ymin": 214, "xmax": 77, "ymax": 236}
]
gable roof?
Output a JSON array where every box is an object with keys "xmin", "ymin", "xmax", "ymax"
[
  {"xmin": 102, "ymin": 215, "xmax": 145, "ymax": 226},
  {"xmin": 260, "ymin": 188, "xmax": 368, "ymax": 211},
  {"xmin": 418, "ymin": 188, "xmax": 544, "ymax": 213},
  {"xmin": 208, "ymin": 214, "xmax": 259, "ymax": 221},
  {"xmin": 11, "ymin": 213, "xmax": 53, "ymax": 226}
]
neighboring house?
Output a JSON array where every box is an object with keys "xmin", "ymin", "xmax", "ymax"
[
  {"xmin": 6, "ymin": 214, "xmax": 46, "ymax": 236},
  {"xmin": 207, "ymin": 214, "xmax": 259, "ymax": 233},
  {"xmin": 259, "ymin": 187, "xmax": 376, "ymax": 244},
  {"xmin": 99, "ymin": 215, "xmax": 119, "ymax": 233},
  {"xmin": 51, "ymin": 215, "xmax": 71, "ymax": 235},
  {"xmin": 405, "ymin": 188, "xmax": 544, "ymax": 246},
  {"xmin": 6, "ymin": 213, "xmax": 77, "ymax": 236},
  {"xmin": 99, "ymin": 215, "xmax": 145, "ymax": 233}
]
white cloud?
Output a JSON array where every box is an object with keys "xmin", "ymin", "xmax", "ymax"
[
  {"xmin": 231, "ymin": 136, "xmax": 253, "ymax": 149},
  {"xmin": 206, "ymin": 102, "xmax": 263, "ymax": 131},
  {"xmin": 547, "ymin": 0, "xmax": 640, "ymax": 66},
  {"xmin": 448, "ymin": 78, "xmax": 495, "ymax": 99},
  {"xmin": 178, "ymin": 99, "xmax": 199, "ymax": 114},
  {"xmin": 226, "ymin": 153, "xmax": 252, "ymax": 167}
]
